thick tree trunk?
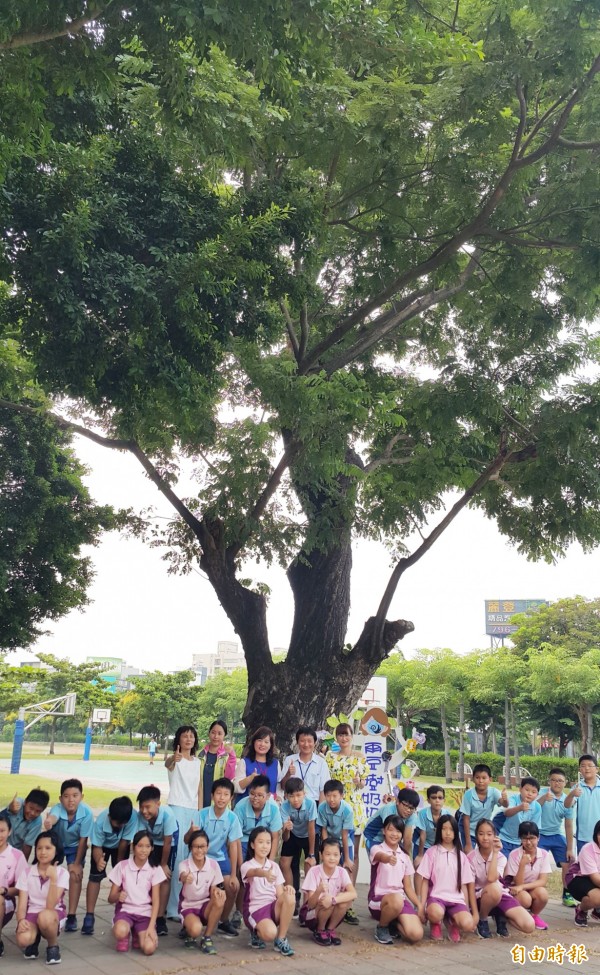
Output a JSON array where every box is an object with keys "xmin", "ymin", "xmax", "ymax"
[{"xmin": 577, "ymin": 705, "xmax": 593, "ymax": 753}]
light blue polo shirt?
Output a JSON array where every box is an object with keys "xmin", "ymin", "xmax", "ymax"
[
  {"xmin": 417, "ymin": 805, "xmax": 454, "ymax": 849},
  {"xmin": 191, "ymin": 806, "xmax": 243, "ymax": 861},
  {"xmin": 574, "ymin": 777, "xmax": 600, "ymax": 844},
  {"xmin": 1, "ymin": 801, "xmax": 44, "ymax": 853},
  {"xmin": 233, "ymin": 797, "xmax": 283, "ymax": 841},
  {"xmin": 91, "ymin": 809, "xmax": 138, "ymax": 849},
  {"xmin": 280, "ymin": 797, "xmax": 317, "ymax": 839},
  {"xmin": 498, "ymin": 794, "xmax": 542, "ymax": 846},
  {"xmin": 317, "ymin": 798, "xmax": 354, "ymax": 838},
  {"xmin": 363, "ymin": 802, "xmax": 418, "ymax": 850},
  {"xmin": 459, "ymin": 787, "xmax": 502, "ymax": 837},
  {"xmin": 136, "ymin": 804, "xmax": 178, "ymax": 844},
  {"xmin": 49, "ymin": 801, "xmax": 94, "ymax": 851},
  {"xmin": 538, "ymin": 788, "xmax": 574, "ymax": 836}
]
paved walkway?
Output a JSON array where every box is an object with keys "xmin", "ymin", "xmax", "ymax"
[
  {"xmin": 1, "ymin": 886, "xmax": 597, "ymax": 975},
  {"xmin": 0, "ymin": 758, "xmax": 168, "ymax": 796}
]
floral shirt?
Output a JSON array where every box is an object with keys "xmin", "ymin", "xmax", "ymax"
[{"xmin": 326, "ymin": 750, "xmax": 369, "ymax": 832}]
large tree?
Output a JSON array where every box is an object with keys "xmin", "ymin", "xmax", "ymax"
[{"xmin": 2, "ymin": 1, "xmax": 600, "ymax": 747}]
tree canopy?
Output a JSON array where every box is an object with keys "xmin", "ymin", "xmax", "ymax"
[{"xmin": 1, "ymin": 0, "xmax": 600, "ymax": 745}]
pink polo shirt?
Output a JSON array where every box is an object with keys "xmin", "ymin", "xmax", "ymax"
[
  {"xmin": 578, "ymin": 841, "xmax": 600, "ymax": 876},
  {"xmin": 16, "ymin": 865, "xmax": 69, "ymax": 914},
  {"xmin": 302, "ymin": 864, "xmax": 353, "ymax": 899},
  {"xmin": 240, "ymin": 858, "xmax": 284, "ymax": 914},
  {"xmin": 0, "ymin": 845, "xmax": 27, "ymax": 889},
  {"xmin": 108, "ymin": 859, "xmax": 166, "ymax": 917},
  {"xmin": 417, "ymin": 845, "xmax": 474, "ymax": 905},
  {"xmin": 467, "ymin": 848, "xmax": 507, "ymax": 896},
  {"xmin": 178, "ymin": 856, "xmax": 223, "ymax": 911},
  {"xmin": 368, "ymin": 842, "xmax": 414, "ymax": 900},
  {"xmin": 505, "ymin": 847, "xmax": 552, "ymax": 884}
]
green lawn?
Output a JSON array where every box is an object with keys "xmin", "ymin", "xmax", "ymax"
[
  {"xmin": 0, "ymin": 771, "xmax": 138, "ymax": 813},
  {"xmin": 0, "ymin": 743, "xmax": 154, "ymax": 762}
]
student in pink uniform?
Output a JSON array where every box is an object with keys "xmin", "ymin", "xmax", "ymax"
[
  {"xmin": 417, "ymin": 814, "xmax": 478, "ymax": 942},
  {"xmin": 15, "ymin": 831, "xmax": 69, "ymax": 965},
  {"xmin": 301, "ymin": 836, "xmax": 357, "ymax": 945},
  {"xmin": 107, "ymin": 830, "xmax": 165, "ymax": 955},
  {"xmin": 178, "ymin": 829, "xmax": 226, "ymax": 954},
  {"xmin": 0, "ymin": 813, "xmax": 28, "ymax": 957},
  {"xmin": 467, "ymin": 818, "xmax": 534, "ymax": 939},
  {"xmin": 368, "ymin": 815, "xmax": 424, "ymax": 946},
  {"xmin": 568, "ymin": 817, "xmax": 600, "ymax": 927},
  {"xmin": 240, "ymin": 827, "xmax": 295, "ymax": 956},
  {"xmin": 504, "ymin": 821, "xmax": 551, "ymax": 931}
]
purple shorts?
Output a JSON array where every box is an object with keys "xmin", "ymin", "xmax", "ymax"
[
  {"xmin": 181, "ymin": 904, "xmax": 209, "ymax": 925},
  {"xmin": 244, "ymin": 901, "xmax": 276, "ymax": 931},
  {"xmin": 427, "ymin": 897, "xmax": 468, "ymax": 919},
  {"xmin": 368, "ymin": 899, "xmax": 417, "ymax": 922},
  {"xmin": 113, "ymin": 909, "xmax": 151, "ymax": 934},
  {"xmin": 25, "ymin": 910, "xmax": 66, "ymax": 931}
]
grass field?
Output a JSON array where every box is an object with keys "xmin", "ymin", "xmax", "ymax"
[
  {"xmin": 0, "ymin": 772, "xmax": 138, "ymax": 812},
  {"xmin": 0, "ymin": 743, "xmax": 154, "ymax": 762}
]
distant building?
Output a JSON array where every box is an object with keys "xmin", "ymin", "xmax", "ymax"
[
  {"xmin": 86, "ymin": 656, "xmax": 144, "ymax": 692},
  {"xmin": 192, "ymin": 640, "xmax": 245, "ymax": 678}
]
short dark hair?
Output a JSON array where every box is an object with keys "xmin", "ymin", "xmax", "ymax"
[
  {"xmin": 0, "ymin": 813, "xmax": 12, "ymax": 832},
  {"xmin": 187, "ymin": 828, "xmax": 209, "ymax": 852},
  {"xmin": 324, "ymin": 779, "xmax": 344, "ymax": 795},
  {"xmin": 579, "ymin": 754, "xmax": 598, "ymax": 766},
  {"xmin": 25, "ymin": 789, "xmax": 49, "ymax": 809},
  {"xmin": 34, "ymin": 830, "xmax": 64, "ymax": 865},
  {"xmin": 427, "ymin": 785, "xmax": 445, "ymax": 800},
  {"xmin": 549, "ymin": 768, "xmax": 566, "ymax": 778},
  {"xmin": 211, "ymin": 777, "xmax": 234, "ymax": 796},
  {"xmin": 295, "ymin": 726, "xmax": 317, "ymax": 743},
  {"xmin": 249, "ymin": 775, "xmax": 270, "ymax": 792},
  {"xmin": 521, "ymin": 777, "xmax": 540, "ymax": 791},
  {"xmin": 108, "ymin": 796, "xmax": 133, "ymax": 824},
  {"xmin": 137, "ymin": 785, "xmax": 161, "ymax": 804},
  {"xmin": 472, "ymin": 764, "xmax": 491, "ymax": 776},
  {"xmin": 383, "ymin": 814, "xmax": 405, "ymax": 834},
  {"xmin": 320, "ymin": 836, "xmax": 341, "ymax": 852},
  {"xmin": 60, "ymin": 779, "xmax": 83, "ymax": 795},
  {"xmin": 173, "ymin": 725, "xmax": 198, "ymax": 755},
  {"xmin": 518, "ymin": 821, "xmax": 539, "ymax": 838},
  {"xmin": 396, "ymin": 787, "xmax": 419, "ymax": 810},
  {"xmin": 132, "ymin": 829, "xmax": 154, "ymax": 849},
  {"xmin": 209, "ymin": 719, "xmax": 228, "ymax": 735},
  {"xmin": 284, "ymin": 777, "xmax": 304, "ymax": 795}
]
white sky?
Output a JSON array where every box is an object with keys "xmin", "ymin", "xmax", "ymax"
[{"xmin": 10, "ymin": 433, "xmax": 600, "ymax": 671}]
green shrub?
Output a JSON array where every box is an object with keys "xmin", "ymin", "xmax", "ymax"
[{"xmin": 412, "ymin": 750, "xmax": 579, "ymax": 784}]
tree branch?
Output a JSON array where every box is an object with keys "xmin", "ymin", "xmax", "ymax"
[
  {"xmin": 477, "ymin": 230, "xmax": 580, "ymax": 250},
  {"xmin": 364, "ymin": 430, "xmax": 414, "ymax": 473},
  {"xmin": 0, "ymin": 398, "xmax": 206, "ymax": 541},
  {"xmin": 558, "ymin": 136, "xmax": 600, "ymax": 150},
  {"xmin": 0, "ymin": 9, "xmax": 102, "ymax": 49},
  {"xmin": 370, "ymin": 434, "xmax": 514, "ymax": 653},
  {"xmin": 279, "ymin": 300, "xmax": 300, "ymax": 360}
]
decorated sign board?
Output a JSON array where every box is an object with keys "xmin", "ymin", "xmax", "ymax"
[{"xmin": 484, "ymin": 599, "xmax": 547, "ymax": 636}]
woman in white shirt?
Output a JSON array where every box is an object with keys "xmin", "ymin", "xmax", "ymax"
[{"xmin": 165, "ymin": 726, "xmax": 201, "ymax": 919}]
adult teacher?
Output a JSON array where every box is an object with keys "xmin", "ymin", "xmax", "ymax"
[
  {"xmin": 234, "ymin": 726, "xmax": 279, "ymax": 800},
  {"xmin": 326, "ymin": 722, "xmax": 368, "ymax": 923},
  {"xmin": 165, "ymin": 725, "xmax": 201, "ymax": 920},
  {"xmin": 198, "ymin": 719, "xmax": 237, "ymax": 808}
]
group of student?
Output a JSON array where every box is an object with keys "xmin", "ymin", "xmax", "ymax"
[{"xmin": 0, "ymin": 725, "xmax": 599, "ymax": 966}]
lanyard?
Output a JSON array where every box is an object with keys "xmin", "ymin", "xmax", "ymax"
[{"xmin": 298, "ymin": 759, "xmax": 314, "ymax": 783}]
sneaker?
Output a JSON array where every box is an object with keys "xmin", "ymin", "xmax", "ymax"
[
  {"xmin": 447, "ymin": 921, "xmax": 461, "ymax": 943},
  {"xmin": 274, "ymin": 936, "xmax": 294, "ymax": 956},
  {"xmin": 231, "ymin": 910, "xmax": 243, "ymax": 930},
  {"xmin": 389, "ymin": 919, "xmax": 402, "ymax": 940},
  {"xmin": 343, "ymin": 907, "xmax": 359, "ymax": 925},
  {"xmin": 178, "ymin": 927, "xmax": 187, "ymax": 939},
  {"xmin": 24, "ymin": 943, "xmax": 40, "ymax": 960},
  {"xmin": 0, "ymin": 939, "xmax": 4, "ymax": 958},
  {"xmin": 531, "ymin": 913, "xmax": 548, "ymax": 930},
  {"xmin": 374, "ymin": 925, "xmax": 393, "ymax": 945},
  {"xmin": 250, "ymin": 931, "xmax": 266, "ymax": 949},
  {"xmin": 293, "ymin": 898, "xmax": 300, "ymax": 920},
  {"xmin": 81, "ymin": 913, "xmax": 95, "ymax": 936},
  {"xmin": 591, "ymin": 907, "xmax": 600, "ymax": 922},
  {"xmin": 327, "ymin": 929, "xmax": 342, "ymax": 945},
  {"xmin": 155, "ymin": 916, "xmax": 168, "ymax": 937},
  {"xmin": 574, "ymin": 908, "xmax": 588, "ymax": 927},
  {"xmin": 313, "ymin": 930, "xmax": 331, "ymax": 946},
  {"xmin": 563, "ymin": 893, "xmax": 577, "ymax": 908},
  {"xmin": 477, "ymin": 918, "xmax": 492, "ymax": 939},
  {"xmin": 430, "ymin": 922, "xmax": 443, "ymax": 941},
  {"xmin": 200, "ymin": 936, "xmax": 217, "ymax": 955},
  {"xmin": 65, "ymin": 915, "xmax": 78, "ymax": 933},
  {"xmin": 495, "ymin": 917, "xmax": 509, "ymax": 938},
  {"xmin": 116, "ymin": 937, "xmax": 129, "ymax": 952},
  {"xmin": 46, "ymin": 946, "xmax": 61, "ymax": 965},
  {"xmin": 218, "ymin": 920, "xmax": 240, "ymax": 938},
  {"xmin": 184, "ymin": 937, "xmax": 197, "ymax": 949}
]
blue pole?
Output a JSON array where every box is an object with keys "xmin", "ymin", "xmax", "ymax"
[
  {"xmin": 11, "ymin": 718, "xmax": 25, "ymax": 774},
  {"xmin": 83, "ymin": 723, "xmax": 93, "ymax": 761}
]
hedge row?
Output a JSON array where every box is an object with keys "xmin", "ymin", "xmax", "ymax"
[{"xmin": 411, "ymin": 750, "xmax": 581, "ymax": 783}]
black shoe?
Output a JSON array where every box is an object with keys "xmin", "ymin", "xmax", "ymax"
[
  {"xmin": 156, "ymin": 916, "xmax": 168, "ymax": 937},
  {"xmin": 495, "ymin": 917, "xmax": 509, "ymax": 937},
  {"xmin": 65, "ymin": 915, "xmax": 78, "ymax": 933},
  {"xmin": 0, "ymin": 939, "xmax": 4, "ymax": 958},
  {"xmin": 46, "ymin": 946, "xmax": 61, "ymax": 965},
  {"xmin": 81, "ymin": 913, "xmax": 95, "ymax": 935},
  {"xmin": 24, "ymin": 943, "xmax": 40, "ymax": 960},
  {"xmin": 218, "ymin": 920, "xmax": 240, "ymax": 938}
]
